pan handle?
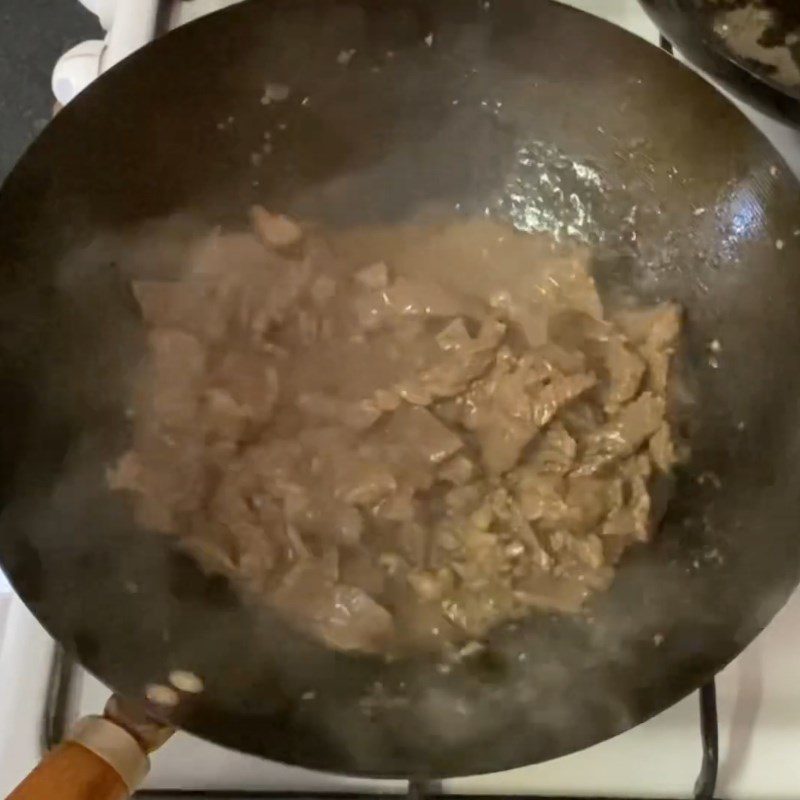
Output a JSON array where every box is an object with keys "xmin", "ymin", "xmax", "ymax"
[
  {"xmin": 6, "ymin": 697, "xmax": 173, "ymax": 800},
  {"xmin": 7, "ymin": 737, "xmax": 136, "ymax": 800}
]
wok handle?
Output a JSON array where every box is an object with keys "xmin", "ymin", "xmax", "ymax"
[
  {"xmin": 7, "ymin": 697, "xmax": 174, "ymax": 800},
  {"xmin": 7, "ymin": 739, "xmax": 134, "ymax": 800}
]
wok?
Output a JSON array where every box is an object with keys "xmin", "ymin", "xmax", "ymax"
[
  {"xmin": 3, "ymin": 0, "xmax": 800, "ymax": 790},
  {"xmin": 640, "ymin": 0, "xmax": 800, "ymax": 126}
]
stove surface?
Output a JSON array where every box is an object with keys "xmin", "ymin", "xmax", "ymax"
[{"xmin": 2, "ymin": 1, "xmax": 800, "ymax": 798}]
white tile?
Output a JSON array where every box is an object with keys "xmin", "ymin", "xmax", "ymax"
[{"xmin": 0, "ymin": 595, "xmax": 9, "ymax": 651}]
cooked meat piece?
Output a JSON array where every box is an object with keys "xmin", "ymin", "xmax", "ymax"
[
  {"xmin": 529, "ymin": 372, "xmax": 596, "ymax": 427},
  {"xmin": 407, "ymin": 568, "xmax": 454, "ymax": 601},
  {"xmin": 208, "ymin": 468, "xmax": 284, "ymax": 561},
  {"xmin": 565, "ymin": 532, "xmax": 605, "ymax": 570},
  {"xmin": 444, "ymin": 482, "xmax": 484, "ymax": 513},
  {"xmin": 601, "ymin": 455, "xmax": 654, "ymax": 542},
  {"xmin": 373, "ymin": 388, "xmax": 402, "ymax": 412},
  {"xmin": 577, "ymin": 392, "xmax": 665, "ymax": 475},
  {"xmin": 332, "ymin": 457, "xmax": 398, "ymax": 506},
  {"xmin": 392, "ymin": 594, "xmax": 459, "ymax": 649},
  {"xmin": 614, "ymin": 303, "xmax": 681, "ymax": 394},
  {"xmin": 310, "ymin": 275, "xmax": 337, "ymax": 307},
  {"xmin": 494, "ymin": 489, "xmax": 553, "ymax": 571},
  {"xmin": 106, "ymin": 451, "xmax": 140, "ymax": 494},
  {"xmin": 442, "ymin": 585, "xmax": 517, "ymax": 638},
  {"xmin": 181, "ymin": 533, "xmax": 237, "ymax": 576},
  {"xmin": 383, "ymin": 276, "xmax": 478, "ymax": 319},
  {"xmin": 395, "ymin": 318, "xmax": 505, "ymax": 405},
  {"xmin": 355, "ymin": 274, "xmax": 484, "ymax": 333},
  {"xmin": 270, "ymin": 561, "xmax": 395, "ymax": 653},
  {"xmin": 108, "ymin": 450, "xmax": 181, "ymax": 533},
  {"xmin": 601, "ymin": 508, "xmax": 638, "ymax": 539},
  {"xmin": 460, "ymin": 354, "xmax": 540, "ymax": 475},
  {"xmin": 145, "ymin": 329, "xmax": 206, "ymax": 428},
  {"xmin": 514, "ymin": 472, "xmax": 567, "ymax": 524},
  {"xmin": 283, "ymin": 489, "xmax": 364, "ymax": 546},
  {"xmin": 372, "ymin": 485, "xmax": 417, "ymax": 522},
  {"xmin": 463, "ymin": 352, "xmax": 594, "ymax": 475},
  {"xmin": 649, "ymin": 424, "xmax": 676, "ymax": 472},
  {"xmin": 383, "ymin": 405, "xmax": 463, "ymax": 465},
  {"xmin": 355, "ymin": 261, "xmax": 389, "ymax": 289},
  {"xmin": 513, "ymin": 570, "xmax": 591, "ymax": 613},
  {"xmin": 243, "ymin": 260, "xmax": 313, "ymax": 341},
  {"xmin": 190, "ymin": 231, "xmax": 272, "ymax": 281},
  {"xmin": 201, "ymin": 387, "xmax": 250, "ymax": 444},
  {"xmin": 133, "ymin": 281, "xmax": 229, "ymax": 343},
  {"xmin": 614, "ymin": 304, "xmax": 681, "ymax": 349},
  {"xmin": 111, "ymin": 213, "xmax": 681, "ymax": 655},
  {"xmin": 511, "ymin": 468, "xmax": 623, "ymax": 546},
  {"xmin": 339, "ymin": 549, "xmax": 386, "ymax": 596},
  {"xmin": 438, "ymin": 454, "xmax": 477, "ymax": 485},
  {"xmin": 298, "ymin": 392, "xmax": 382, "ymax": 430},
  {"xmin": 645, "ymin": 349, "xmax": 672, "ymax": 396},
  {"xmin": 181, "ymin": 231, "xmax": 316, "ymax": 347},
  {"xmin": 564, "ymin": 475, "xmax": 623, "ymax": 531},
  {"xmin": 250, "ymin": 205, "xmax": 303, "ymax": 249},
  {"xmin": 548, "ymin": 308, "xmax": 611, "ymax": 352},
  {"xmin": 241, "ymin": 438, "xmax": 304, "ymax": 487},
  {"xmin": 536, "ymin": 341, "xmax": 588, "ymax": 376},
  {"xmin": 232, "ymin": 522, "xmax": 281, "ymax": 590},
  {"xmin": 599, "ymin": 337, "xmax": 646, "ymax": 410},
  {"xmin": 526, "ymin": 422, "xmax": 577, "ymax": 474},
  {"xmin": 208, "ymin": 351, "xmax": 279, "ymax": 427},
  {"xmin": 542, "ymin": 254, "xmax": 605, "ymax": 320},
  {"xmin": 489, "ymin": 289, "xmax": 548, "ymax": 348},
  {"xmin": 396, "ymin": 522, "xmax": 429, "ymax": 566},
  {"xmin": 435, "ymin": 317, "xmax": 472, "ymax": 351},
  {"xmin": 559, "ymin": 399, "xmax": 605, "ymax": 440}
]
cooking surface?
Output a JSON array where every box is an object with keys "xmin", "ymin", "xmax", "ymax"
[
  {"xmin": 2, "ymin": 0, "xmax": 800, "ymax": 797},
  {"xmin": 5, "ymin": 0, "xmax": 800, "ymax": 775}
]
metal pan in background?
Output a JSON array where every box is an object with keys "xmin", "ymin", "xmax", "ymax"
[{"xmin": 640, "ymin": 0, "xmax": 800, "ymax": 126}]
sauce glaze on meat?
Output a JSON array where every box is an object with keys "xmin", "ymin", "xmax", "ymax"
[{"xmin": 108, "ymin": 211, "xmax": 680, "ymax": 655}]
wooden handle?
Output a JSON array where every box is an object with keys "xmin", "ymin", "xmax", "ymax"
[
  {"xmin": 5, "ymin": 696, "xmax": 174, "ymax": 800},
  {"xmin": 7, "ymin": 741, "xmax": 130, "ymax": 800}
]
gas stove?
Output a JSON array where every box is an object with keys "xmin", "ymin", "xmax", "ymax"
[{"xmin": 2, "ymin": 1, "xmax": 800, "ymax": 798}]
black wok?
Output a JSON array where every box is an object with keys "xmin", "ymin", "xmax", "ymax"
[
  {"xmin": 640, "ymin": 0, "xmax": 800, "ymax": 126},
  {"xmin": 1, "ymin": 0, "xmax": 800, "ymax": 779}
]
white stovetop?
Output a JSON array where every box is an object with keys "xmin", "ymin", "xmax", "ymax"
[{"xmin": 3, "ymin": 1, "xmax": 800, "ymax": 797}]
